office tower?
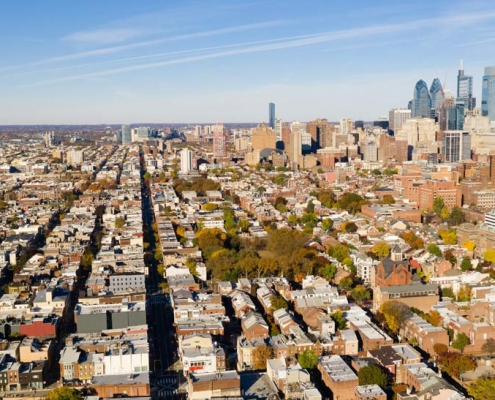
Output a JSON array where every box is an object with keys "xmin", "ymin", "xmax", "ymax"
[
  {"xmin": 204, "ymin": 125, "xmax": 211, "ymax": 136},
  {"xmin": 180, "ymin": 148, "xmax": 193, "ymax": 174},
  {"xmin": 395, "ymin": 118, "xmax": 438, "ymax": 147},
  {"xmin": 339, "ymin": 118, "xmax": 353, "ymax": 134},
  {"xmin": 307, "ymin": 118, "xmax": 332, "ymax": 151},
  {"xmin": 274, "ymin": 118, "xmax": 283, "ymax": 142},
  {"xmin": 281, "ymin": 124, "xmax": 291, "ymax": 152},
  {"xmin": 412, "ymin": 79, "xmax": 432, "ymax": 118},
  {"xmin": 291, "ymin": 129, "xmax": 302, "ymax": 166},
  {"xmin": 388, "ymin": 109, "xmax": 411, "ymax": 134},
  {"xmin": 269, "ymin": 103, "xmax": 276, "ymax": 129},
  {"xmin": 482, "ymin": 66, "xmax": 495, "ymax": 123},
  {"xmin": 194, "ymin": 125, "xmax": 202, "ymax": 138},
  {"xmin": 363, "ymin": 141, "xmax": 378, "ymax": 162},
  {"xmin": 457, "ymin": 60, "xmax": 475, "ymax": 110},
  {"xmin": 213, "ymin": 123, "xmax": 227, "ymax": 157},
  {"xmin": 122, "ymin": 125, "xmax": 132, "ymax": 144},
  {"xmin": 251, "ymin": 123, "xmax": 276, "ymax": 152},
  {"xmin": 44, "ymin": 131, "xmax": 54, "ymax": 147},
  {"xmin": 442, "ymin": 131, "xmax": 471, "ymax": 162},
  {"xmin": 429, "ymin": 78, "xmax": 444, "ymax": 112}
]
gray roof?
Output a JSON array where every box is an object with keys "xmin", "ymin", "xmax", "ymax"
[{"xmin": 381, "ymin": 284, "xmax": 438, "ymax": 294}]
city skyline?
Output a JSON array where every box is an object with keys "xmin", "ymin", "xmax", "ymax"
[{"xmin": 1, "ymin": 0, "xmax": 495, "ymax": 124}]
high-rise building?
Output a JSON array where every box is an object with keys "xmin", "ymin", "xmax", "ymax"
[
  {"xmin": 269, "ymin": 103, "xmax": 276, "ymax": 129},
  {"xmin": 180, "ymin": 148, "xmax": 193, "ymax": 174},
  {"xmin": 251, "ymin": 123, "xmax": 276, "ymax": 152},
  {"xmin": 44, "ymin": 131, "xmax": 55, "ymax": 147},
  {"xmin": 122, "ymin": 125, "xmax": 132, "ymax": 144},
  {"xmin": 213, "ymin": 123, "xmax": 227, "ymax": 158},
  {"xmin": 307, "ymin": 118, "xmax": 332, "ymax": 151},
  {"xmin": 457, "ymin": 60, "xmax": 475, "ymax": 110},
  {"xmin": 389, "ymin": 109, "xmax": 411, "ymax": 134},
  {"xmin": 274, "ymin": 118, "xmax": 283, "ymax": 142},
  {"xmin": 281, "ymin": 124, "xmax": 291, "ymax": 153},
  {"xmin": 204, "ymin": 125, "xmax": 212, "ymax": 136},
  {"xmin": 482, "ymin": 66, "xmax": 495, "ymax": 123},
  {"xmin": 429, "ymin": 78, "xmax": 444, "ymax": 113},
  {"xmin": 290, "ymin": 129, "xmax": 302, "ymax": 167},
  {"xmin": 194, "ymin": 125, "xmax": 202, "ymax": 138},
  {"xmin": 412, "ymin": 80, "xmax": 432, "ymax": 118},
  {"xmin": 442, "ymin": 131, "xmax": 471, "ymax": 162},
  {"xmin": 339, "ymin": 118, "xmax": 353, "ymax": 134},
  {"xmin": 66, "ymin": 149, "xmax": 84, "ymax": 166}
]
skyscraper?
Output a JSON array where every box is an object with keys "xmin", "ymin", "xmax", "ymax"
[
  {"xmin": 251, "ymin": 123, "xmax": 276, "ymax": 152},
  {"xmin": 389, "ymin": 109, "xmax": 411, "ymax": 134},
  {"xmin": 442, "ymin": 131, "xmax": 471, "ymax": 162},
  {"xmin": 482, "ymin": 66, "xmax": 495, "ymax": 123},
  {"xmin": 213, "ymin": 123, "xmax": 227, "ymax": 158},
  {"xmin": 290, "ymin": 129, "xmax": 302, "ymax": 167},
  {"xmin": 274, "ymin": 118, "xmax": 283, "ymax": 142},
  {"xmin": 269, "ymin": 103, "xmax": 275, "ymax": 129},
  {"xmin": 180, "ymin": 148, "xmax": 193, "ymax": 174},
  {"xmin": 429, "ymin": 78, "xmax": 444, "ymax": 113},
  {"xmin": 122, "ymin": 124, "xmax": 132, "ymax": 144},
  {"xmin": 457, "ymin": 60, "xmax": 475, "ymax": 110},
  {"xmin": 412, "ymin": 80, "xmax": 431, "ymax": 118}
]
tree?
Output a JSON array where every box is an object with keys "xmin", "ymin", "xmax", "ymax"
[
  {"xmin": 372, "ymin": 242, "xmax": 390, "ymax": 258},
  {"xmin": 270, "ymin": 295, "xmax": 288, "ymax": 312},
  {"xmin": 322, "ymin": 263, "xmax": 337, "ymax": 281},
  {"xmin": 321, "ymin": 218, "xmax": 334, "ymax": 232},
  {"xmin": 441, "ymin": 287, "xmax": 455, "ymax": 298},
  {"xmin": 114, "ymin": 216, "xmax": 125, "ymax": 228},
  {"xmin": 185, "ymin": 257, "xmax": 198, "ymax": 277},
  {"xmin": 379, "ymin": 301, "xmax": 412, "ymax": 334},
  {"xmin": 462, "ymin": 240, "xmax": 476, "ymax": 252},
  {"xmin": 351, "ymin": 285, "xmax": 370, "ymax": 303},
  {"xmin": 457, "ymin": 285, "xmax": 472, "ymax": 302},
  {"xmin": 443, "ymin": 249, "xmax": 457, "ymax": 267},
  {"xmin": 437, "ymin": 352, "xmax": 475, "ymax": 378},
  {"xmin": 433, "ymin": 343, "xmax": 448, "ymax": 355},
  {"xmin": 427, "ymin": 243, "xmax": 442, "ymax": 258},
  {"xmin": 460, "ymin": 256, "xmax": 472, "ymax": 271},
  {"xmin": 358, "ymin": 365, "xmax": 388, "ymax": 388},
  {"xmin": 449, "ymin": 206, "xmax": 465, "ymax": 226},
  {"xmin": 306, "ymin": 200, "xmax": 315, "ymax": 214},
  {"xmin": 238, "ymin": 219, "xmax": 250, "ymax": 232},
  {"xmin": 484, "ymin": 249, "xmax": 495, "ymax": 263},
  {"xmin": 339, "ymin": 276, "xmax": 354, "ymax": 291},
  {"xmin": 468, "ymin": 377, "xmax": 495, "ymax": 400},
  {"xmin": 45, "ymin": 387, "xmax": 82, "ymax": 400},
  {"xmin": 427, "ymin": 310, "xmax": 442, "ymax": 327},
  {"xmin": 438, "ymin": 229, "xmax": 457, "ymax": 245},
  {"xmin": 342, "ymin": 221, "xmax": 358, "ymax": 233},
  {"xmin": 440, "ymin": 207, "xmax": 450, "ymax": 219},
  {"xmin": 252, "ymin": 345, "xmax": 273, "ymax": 370},
  {"xmin": 297, "ymin": 349, "xmax": 319, "ymax": 370},
  {"xmin": 452, "ymin": 332, "xmax": 470, "ymax": 354},
  {"xmin": 381, "ymin": 194, "xmax": 395, "ymax": 204},
  {"xmin": 433, "ymin": 197, "xmax": 445, "ymax": 216},
  {"xmin": 203, "ymin": 202, "xmax": 218, "ymax": 212},
  {"xmin": 329, "ymin": 244, "xmax": 350, "ymax": 263},
  {"xmin": 331, "ymin": 310, "xmax": 347, "ymax": 331},
  {"xmin": 482, "ymin": 338, "xmax": 495, "ymax": 358}
]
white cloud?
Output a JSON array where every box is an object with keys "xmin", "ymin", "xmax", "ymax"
[{"xmin": 63, "ymin": 28, "xmax": 154, "ymax": 44}]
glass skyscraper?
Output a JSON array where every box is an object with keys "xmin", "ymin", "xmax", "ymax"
[
  {"xmin": 122, "ymin": 124, "xmax": 132, "ymax": 144},
  {"xmin": 412, "ymin": 80, "xmax": 431, "ymax": 118},
  {"xmin": 429, "ymin": 78, "xmax": 444, "ymax": 112},
  {"xmin": 269, "ymin": 102, "xmax": 275, "ymax": 129},
  {"xmin": 482, "ymin": 66, "xmax": 495, "ymax": 123},
  {"xmin": 457, "ymin": 60, "xmax": 475, "ymax": 110}
]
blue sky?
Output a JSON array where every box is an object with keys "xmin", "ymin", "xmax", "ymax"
[{"xmin": 1, "ymin": 0, "xmax": 495, "ymax": 124}]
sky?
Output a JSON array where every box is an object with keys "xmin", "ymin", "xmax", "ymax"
[{"xmin": 1, "ymin": 0, "xmax": 495, "ymax": 124}]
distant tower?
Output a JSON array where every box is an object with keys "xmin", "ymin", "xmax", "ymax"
[
  {"xmin": 412, "ymin": 80, "xmax": 431, "ymax": 118},
  {"xmin": 269, "ymin": 103, "xmax": 276, "ymax": 129},
  {"xmin": 180, "ymin": 148, "xmax": 193, "ymax": 174},
  {"xmin": 429, "ymin": 78, "xmax": 444, "ymax": 113},
  {"xmin": 482, "ymin": 66, "xmax": 495, "ymax": 123},
  {"xmin": 44, "ymin": 131, "xmax": 54, "ymax": 147},
  {"xmin": 122, "ymin": 124, "xmax": 132, "ymax": 144},
  {"xmin": 274, "ymin": 118, "xmax": 283, "ymax": 142},
  {"xmin": 290, "ymin": 125, "xmax": 302, "ymax": 168},
  {"xmin": 204, "ymin": 125, "xmax": 211, "ymax": 136},
  {"xmin": 391, "ymin": 244, "xmax": 403, "ymax": 262},
  {"xmin": 213, "ymin": 123, "xmax": 227, "ymax": 158},
  {"xmin": 457, "ymin": 59, "xmax": 475, "ymax": 110},
  {"xmin": 194, "ymin": 125, "xmax": 202, "ymax": 138}
]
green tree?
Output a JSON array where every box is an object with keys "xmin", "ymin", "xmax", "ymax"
[
  {"xmin": 224, "ymin": 207, "xmax": 236, "ymax": 230},
  {"xmin": 321, "ymin": 218, "xmax": 334, "ymax": 232},
  {"xmin": 433, "ymin": 197, "xmax": 445, "ymax": 216},
  {"xmin": 287, "ymin": 214, "xmax": 298, "ymax": 224},
  {"xmin": 449, "ymin": 206, "xmax": 465, "ymax": 226},
  {"xmin": 339, "ymin": 276, "xmax": 354, "ymax": 291},
  {"xmin": 238, "ymin": 219, "xmax": 250, "ymax": 232},
  {"xmin": 381, "ymin": 194, "xmax": 395, "ymax": 204},
  {"xmin": 331, "ymin": 310, "xmax": 347, "ymax": 331},
  {"xmin": 351, "ymin": 285, "xmax": 370, "ymax": 303},
  {"xmin": 482, "ymin": 337, "xmax": 495, "ymax": 358},
  {"xmin": 427, "ymin": 243, "xmax": 442, "ymax": 258},
  {"xmin": 203, "ymin": 202, "xmax": 218, "ymax": 212},
  {"xmin": 460, "ymin": 256, "xmax": 472, "ymax": 271},
  {"xmin": 45, "ymin": 387, "xmax": 82, "ymax": 400},
  {"xmin": 468, "ymin": 377, "xmax": 495, "ymax": 400},
  {"xmin": 438, "ymin": 352, "xmax": 475, "ymax": 378},
  {"xmin": 342, "ymin": 221, "xmax": 358, "ymax": 233},
  {"xmin": 185, "ymin": 257, "xmax": 198, "ymax": 276},
  {"xmin": 329, "ymin": 244, "xmax": 350, "ymax": 263},
  {"xmin": 379, "ymin": 301, "xmax": 412, "ymax": 334},
  {"xmin": 306, "ymin": 200, "xmax": 315, "ymax": 214},
  {"xmin": 270, "ymin": 295, "xmax": 288, "ymax": 312},
  {"xmin": 358, "ymin": 365, "xmax": 388, "ymax": 388},
  {"xmin": 322, "ymin": 263, "xmax": 337, "ymax": 281},
  {"xmin": 372, "ymin": 242, "xmax": 390, "ymax": 258},
  {"xmin": 452, "ymin": 332, "xmax": 470, "ymax": 354},
  {"xmin": 297, "ymin": 349, "xmax": 319, "ymax": 370},
  {"xmin": 441, "ymin": 287, "xmax": 455, "ymax": 298}
]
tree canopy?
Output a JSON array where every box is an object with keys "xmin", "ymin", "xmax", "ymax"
[
  {"xmin": 468, "ymin": 377, "xmax": 495, "ymax": 400},
  {"xmin": 297, "ymin": 349, "xmax": 319, "ymax": 370},
  {"xmin": 46, "ymin": 387, "xmax": 82, "ymax": 400},
  {"xmin": 358, "ymin": 365, "xmax": 388, "ymax": 388},
  {"xmin": 379, "ymin": 301, "xmax": 412, "ymax": 334},
  {"xmin": 371, "ymin": 242, "xmax": 390, "ymax": 258},
  {"xmin": 452, "ymin": 332, "xmax": 470, "ymax": 353}
]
